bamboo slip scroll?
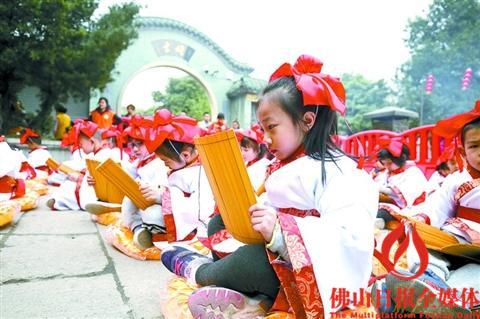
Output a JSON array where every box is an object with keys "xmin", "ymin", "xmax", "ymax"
[
  {"xmin": 194, "ymin": 129, "xmax": 264, "ymax": 244},
  {"xmin": 96, "ymin": 159, "xmax": 154, "ymax": 210},
  {"xmin": 46, "ymin": 158, "xmax": 79, "ymax": 175},
  {"xmin": 85, "ymin": 159, "xmax": 124, "ymax": 204}
]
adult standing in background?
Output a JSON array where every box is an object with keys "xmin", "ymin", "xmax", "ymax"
[
  {"xmin": 122, "ymin": 104, "xmax": 136, "ymax": 118},
  {"xmin": 89, "ymin": 97, "xmax": 122, "ymax": 129},
  {"xmin": 54, "ymin": 105, "xmax": 71, "ymax": 140},
  {"xmin": 198, "ymin": 112, "xmax": 212, "ymax": 129}
]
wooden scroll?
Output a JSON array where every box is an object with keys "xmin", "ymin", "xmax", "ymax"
[
  {"xmin": 194, "ymin": 129, "xmax": 264, "ymax": 244},
  {"xmin": 46, "ymin": 158, "xmax": 78, "ymax": 175},
  {"xmin": 389, "ymin": 212, "xmax": 480, "ymax": 262},
  {"xmin": 86, "ymin": 159, "xmax": 124, "ymax": 204},
  {"xmin": 96, "ymin": 158, "xmax": 153, "ymax": 210}
]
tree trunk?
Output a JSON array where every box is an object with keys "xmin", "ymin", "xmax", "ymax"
[
  {"xmin": 0, "ymin": 71, "xmax": 23, "ymax": 134},
  {"xmin": 30, "ymin": 86, "xmax": 57, "ymax": 134}
]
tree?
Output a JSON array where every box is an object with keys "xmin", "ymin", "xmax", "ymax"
[
  {"xmin": 397, "ymin": 0, "xmax": 480, "ymax": 125},
  {"xmin": 151, "ymin": 76, "xmax": 211, "ymax": 120},
  {"xmin": 0, "ymin": 1, "xmax": 139, "ymax": 134},
  {"xmin": 339, "ymin": 74, "xmax": 393, "ymax": 134}
]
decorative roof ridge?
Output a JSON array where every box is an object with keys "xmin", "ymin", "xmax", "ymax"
[{"xmin": 137, "ymin": 16, "xmax": 254, "ymax": 74}]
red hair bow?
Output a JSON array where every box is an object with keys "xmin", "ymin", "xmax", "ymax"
[
  {"xmin": 269, "ymin": 55, "xmax": 346, "ymax": 116},
  {"xmin": 72, "ymin": 119, "xmax": 99, "ymax": 148},
  {"xmin": 20, "ymin": 128, "xmax": 40, "ymax": 144},
  {"xmin": 123, "ymin": 115, "xmax": 151, "ymax": 141},
  {"xmin": 434, "ymin": 100, "xmax": 480, "ymax": 139},
  {"xmin": 235, "ymin": 124, "xmax": 265, "ymax": 145},
  {"xmin": 145, "ymin": 109, "xmax": 199, "ymax": 153},
  {"xmin": 101, "ymin": 126, "xmax": 125, "ymax": 149},
  {"xmin": 376, "ymin": 136, "xmax": 405, "ymax": 157}
]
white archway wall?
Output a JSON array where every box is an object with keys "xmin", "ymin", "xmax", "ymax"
[{"xmin": 116, "ymin": 61, "xmax": 219, "ymax": 116}]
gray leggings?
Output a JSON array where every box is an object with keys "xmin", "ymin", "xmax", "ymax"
[{"xmin": 195, "ymin": 214, "xmax": 280, "ymax": 300}]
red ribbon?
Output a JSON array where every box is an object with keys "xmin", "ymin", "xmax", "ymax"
[
  {"xmin": 71, "ymin": 120, "xmax": 99, "ymax": 148},
  {"xmin": 123, "ymin": 115, "xmax": 151, "ymax": 141},
  {"xmin": 269, "ymin": 55, "xmax": 346, "ymax": 115},
  {"xmin": 101, "ymin": 126, "xmax": 125, "ymax": 149},
  {"xmin": 376, "ymin": 136, "xmax": 405, "ymax": 158},
  {"xmin": 434, "ymin": 100, "xmax": 480, "ymax": 139},
  {"xmin": 235, "ymin": 123, "xmax": 265, "ymax": 145},
  {"xmin": 145, "ymin": 109, "xmax": 199, "ymax": 153},
  {"xmin": 20, "ymin": 128, "xmax": 40, "ymax": 144}
]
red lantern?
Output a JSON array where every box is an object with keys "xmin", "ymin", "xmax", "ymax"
[
  {"xmin": 425, "ymin": 74, "xmax": 435, "ymax": 94},
  {"xmin": 462, "ymin": 68, "xmax": 473, "ymax": 91}
]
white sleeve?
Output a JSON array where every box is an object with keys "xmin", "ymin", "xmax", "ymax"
[{"xmin": 419, "ymin": 174, "xmax": 457, "ymax": 227}]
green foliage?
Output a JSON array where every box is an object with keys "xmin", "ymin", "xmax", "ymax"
[
  {"xmin": 0, "ymin": 0, "xmax": 139, "ymax": 134},
  {"xmin": 152, "ymin": 76, "xmax": 211, "ymax": 120},
  {"xmin": 397, "ymin": 0, "xmax": 480, "ymax": 124},
  {"xmin": 339, "ymin": 74, "xmax": 393, "ymax": 134}
]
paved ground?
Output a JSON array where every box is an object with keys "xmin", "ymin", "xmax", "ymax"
[{"xmin": 0, "ymin": 194, "xmax": 174, "ymax": 318}]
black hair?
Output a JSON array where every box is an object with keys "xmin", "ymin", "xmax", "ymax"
[
  {"xmin": 98, "ymin": 97, "xmax": 110, "ymax": 109},
  {"xmin": 461, "ymin": 117, "xmax": 480, "ymax": 145},
  {"xmin": 217, "ymin": 113, "xmax": 225, "ymax": 120},
  {"xmin": 377, "ymin": 145, "xmax": 410, "ymax": 167},
  {"xmin": 126, "ymin": 104, "xmax": 136, "ymax": 111},
  {"xmin": 56, "ymin": 105, "xmax": 67, "ymax": 113},
  {"xmin": 436, "ymin": 162, "xmax": 449, "ymax": 171},
  {"xmin": 155, "ymin": 139, "xmax": 195, "ymax": 162},
  {"xmin": 240, "ymin": 137, "xmax": 267, "ymax": 160},
  {"xmin": 260, "ymin": 77, "xmax": 341, "ymax": 184}
]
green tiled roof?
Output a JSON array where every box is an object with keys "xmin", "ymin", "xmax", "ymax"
[
  {"xmin": 227, "ymin": 76, "xmax": 267, "ymax": 98},
  {"xmin": 138, "ymin": 17, "xmax": 254, "ymax": 74}
]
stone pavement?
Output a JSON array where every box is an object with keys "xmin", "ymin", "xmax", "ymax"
[{"xmin": 0, "ymin": 195, "xmax": 174, "ymax": 318}]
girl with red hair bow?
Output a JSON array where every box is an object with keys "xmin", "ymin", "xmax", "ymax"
[
  {"xmin": 19, "ymin": 128, "xmax": 53, "ymax": 177},
  {"xmin": 143, "ymin": 109, "xmax": 215, "ymax": 244},
  {"xmin": 160, "ymin": 55, "xmax": 379, "ymax": 319},
  {"xmin": 375, "ymin": 135, "xmax": 429, "ymax": 217},
  {"xmin": 380, "ymin": 101, "xmax": 480, "ymax": 316},
  {"xmin": 426, "ymin": 144, "xmax": 459, "ymax": 195},
  {"xmin": 86, "ymin": 115, "xmax": 169, "ymax": 250},
  {"xmin": 47, "ymin": 120, "xmax": 125, "ymax": 211}
]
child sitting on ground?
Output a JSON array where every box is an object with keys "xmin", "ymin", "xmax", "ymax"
[
  {"xmin": 19, "ymin": 128, "xmax": 53, "ymax": 177},
  {"xmin": 379, "ymin": 100, "xmax": 480, "ymax": 315},
  {"xmin": 160, "ymin": 55, "xmax": 379, "ymax": 318},
  {"xmin": 87, "ymin": 115, "xmax": 169, "ymax": 249},
  {"xmin": 146, "ymin": 109, "xmax": 215, "ymax": 244}
]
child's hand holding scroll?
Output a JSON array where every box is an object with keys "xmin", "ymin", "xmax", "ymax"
[
  {"xmin": 139, "ymin": 183, "xmax": 163, "ymax": 204},
  {"xmin": 249, "ymin": 203, "xmax": 277, "ymax": 242}
]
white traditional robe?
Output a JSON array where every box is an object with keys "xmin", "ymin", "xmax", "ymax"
[
  {"xmin": 247, "ymin": 157, "xmax": 271, "ymax": 192},
  {"xmin": 415, "ymin": 169, "xmax": 480, "ymax": 242},
  {"xmin": 370, "ymin": 168, "xmax": 388, "ymax": 187},
  {"xmin": 0, "ymin": 142, "xmax": 23, "ymax": 201},
  {"xmin": 381, "ymin": 165, "xmax": 428, "ymax": 215},
  {"xmin": 426, "ymin": 170, "xmax": 446, "ymax": 195},
  {"xmin": 50, "ymin": 148, "xmax": 119, "ymax": 211},
  {"xmin": 263, "ymin": 155, "xmax": 378, "ymax": 318},
  {"xmin": 27, "ymin": 147, "xmax": 52, "ymax": 170},
  {"xmin": 122, "ymin": 155, "xmax": 169, "ymax": 232},
  {"xmin": 161, "ymin": 165, "xmax": 215, "ymax": 241}
]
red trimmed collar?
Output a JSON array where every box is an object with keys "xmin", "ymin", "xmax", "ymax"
[
  {"xmin": 267, "ymin": 147, "xmax": 306, "ymax": 175},
  {"xmin": 137, "ymin": 154, "xmax": 157, "ymax": 169},
  {"xmin": 466, "ymin": 163, "xmax": 480, "ymax": 179},
  {"xmin": 389, "ymin": 166, "xmax": 406, "ymax": 176}
]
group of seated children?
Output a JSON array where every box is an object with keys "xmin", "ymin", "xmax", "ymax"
[
  {"xmin": 371, "ymin": 101, "xmax": 480, "ymax": 315},
  {"xmin": 7, "ymin": 54, "xmax": 479, "ymax": 318}
]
